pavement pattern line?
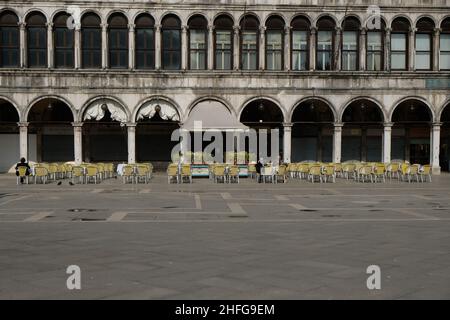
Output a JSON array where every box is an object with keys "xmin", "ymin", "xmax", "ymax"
[
  {"xmin": 393, "ymin": 208, "xmax": 440, "ymax": 220},
  {"xmin": 0, "ymin": 195, "xmax": 31, "ymax": 206},
  {"xmin": 289, "ymin": 203, "xmax": 309, "ymax": 210},
  {"xmin": 107, "ymin": 212, "xmax": 129, "ymax": 222},
  {"xmin": 227, "ymin": 203, "xmax": 247, "ymax": 215},
  {"xmin": 23, "ymin": 211, "xmax": 53, "ymax": 222},
  {"xmin": 194, "ymin": 194, "xmax": 202, "ymax": 210}
]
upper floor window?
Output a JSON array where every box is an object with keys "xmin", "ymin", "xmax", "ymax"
[
  {"xmin": 54, "ymin": 13, "xmax": 74, "ymax": 68},
  {"xmin": 265, "ymin": 16, "xmax": 284, "ymax": 70},
  {"xmin": 0, "ymin": 11, "xmax": 19, "ymax": 67},
  {"xmin": 161, "ymin": 15, "xmax": 181, "ymax": 70},
  {"xmin": 366, "ymin": 20, "xmax": 385, "ymax": 71},
  {"xmin": 108, "ymin": 13, "xmax": 128, "ymax": 69},
  {"xmin": 81, "ymin": 13, "xmax": 101, "ymax": 69},
  {"xmin": 441, "ymin": 18, "xmax": 450, "ymax": 70},
  {"xmin": 316, "ymin": 16, "xmax": 335, "ymax": 71},
  {"xmin": 291, "ymin": 16, "xmax": 310, "ymax": 71},
  {"xmin": 341, "ymin": 17, "xmax": 360, "ymax": 71},
  {"xmin": 188, "ymin": 15, "xmax": 207, "ymax": 70},
  {"xmin": 391, "ymin": 17, "xmax": 410, "ymax": 70},
  {"xmin": 214, "ymin": 15, "xmax": 233, "ymax": 70},
  {"xmin": 240, "ymin": 15, "xmax": 259, "ymax": 70},
  {"xmin": 415, "ymin": 17, "xmax": 434, "ymax": 70},
  {"xmin": 26, "ymin": 12, "xmax": 47, "ymax": 68},
  {"xmin": 135, "ymin": 13, "xmax": 155, "ymax": 69}
]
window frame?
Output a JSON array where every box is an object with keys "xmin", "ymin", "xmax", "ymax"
[
  {"xmin": 366, "ymin": 30, "xmax": 384, "ymax": 71},
  {"xmin": 135, "ymin": 23, "xmax": 155, "ymax": 70},
  {"xmin": 390, "ymin": 31, "xmax": 409, "ymax": 71},
  {"xmin": 214, "ymin": 28, "xmax": 233, "ymax": 70},
  {"xmin": 188, "ymin": 27, "xmax": 207, "ymax": 70},
  {"xmin": 415, "ymin": 32, "xmax": 432, "ymax": 71},
  {"xmin": 81, "ymin": 18, "xmax": 102, "ymax": 69},
  {"xmin": 265, "ymin": 29, "xmax": 283, "ymax": 71},
  {"xmin": 316, "ymin": 30, "xmax": 334, "ymax": 71},
  {"xmin": 53, "ymin": 23, "xmax": 75, "ymax": 68},
  {"xmin": 0, "ymin": 18, "xmax": 20, "ymax": 68},
  {"xmin": 341, "ymin": 30, "xmax": 359, "ymax": 71},
  {"xmin": 291, "ymin": 28, "xmax": 309, "ymax": 71},
  {"xmin": 440, "ymin": 31, "xmax": 450, "ymax": 71}
]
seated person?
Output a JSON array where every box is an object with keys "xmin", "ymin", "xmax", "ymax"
[{"xmin": 15, "ymin": 157, "xmax": 31, "ymax": 184}]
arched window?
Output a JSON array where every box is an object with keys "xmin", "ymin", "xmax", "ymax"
[
  {"xmin": 366, "ymin": 19, "xmax": 385, "ymax": 71},
  {"xmin": 240, "ymin": 15, "xmax": 259, "ymax": 70},
  {"xmin": 316, "ymin": 16, "xmax": 335, "ymax": 71},
  {"xmin": 415, "ymin": 17, "xmax": 434, "ymax": 70},
  {"xmin": 26, "ymin": 12, "xmax": 47, "ymax": 68},
  {"xmin": 108, "ymin": 13, "xmax": 128, "ymax": 69},
  {"xmin": 341, "ymin": 17, "xmax": 360, "ymax": 71},
  {"xmin": 0, "ymin": 11, "xmax": 19, "ymax": 67},
  {"xmin": 214, "ymin": 15, "xmax": 233, "ymax": 70},
  {"xmin": 291, "ymin": 16, "xmax": 310, "ymax": 71},
  {"xmin": 441, "ymin": 18, "xmax": 450, "ymax": 70},
  {"xmin": 391, "ymin": 17, "xmax": 410, "ymax": 70},
  {"xmin": 81, "ymin": 13, "xmax": 101, "ymax": 69},
  {"xmin": 135, "ymin": 13, "xmax": 155, "ymax": 69},
  {"xmin": 265, "ymin": 16, "xmax": 284, "ymax": 70},
  {"xmin": 161, "ymin": 15, "xmax": 181, "ymax": 70},
  {"xmin": 188, "ymin": 15, "xmax": 207, "ymax": 70},
  {"xmin": 54, "ymin": 12, "xmax": 74, "ymax": 68}
]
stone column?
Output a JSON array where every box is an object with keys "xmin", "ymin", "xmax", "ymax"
[
  {"xmin": 74, "ymin": 23, "xmax": 81, "ymax": 69},
  {"xmin": 181, "ymin": 25, "xmax": 188, "ymax": 70},
  {"xmin": 431, "ymin": 123, "xmax": 442, "ymax": 174},
  {"xmin": 283, "ymin": 123, "xmax": 293, "ymax": 163},
  {"xmin": 127, "ymin": 123, "xmax": 137, "ymax": 164},
  {"xmin": 259, "ymin": 26, "xmax": 266, "ymax": 70},
  {"xmin": 360, "ymin": 27, "xmax": 367, "ymax": 71},
  {"xmin": 333, "ymin": 123, "xmax": 343, "ymax": 163},
  {"xmin": 382, "ymin": 122, "xmax": 393, "ymax": 163},
  {"xmin": 46, "ymin": 23, "xmax": 54, "ymax": 68},
  {"xmin": 208, "ymin": 25, "xmax": 214, "ymax": 70},
  {"xmin": 233, "ymin": 26, "xmax": 240, "ymax": 70},
  {"xmin": 433, "ymin": 28, "xmax": 441, "ymax": 71},
  {"xmin": 101, "ymin": 23, "xmax": 108, "ymax": 69},
  {"xmin": 310, "ymin": 27, "xmax": 316, "ymax": 70},
  {"xmin": 128, "ymin": 23, "xmax": 135, "ymax": 69},
  {"xmin": 72, "ymin": 122, "xmax": 83, "ymax": 164},
  {"xmin": 19, "ymin": 22, "xmax": 26, "ymax": 68},
  {"xmin": 409, "ymin": 27, "xmax": 416, "ymax": 71},
  {"xmin": 385, "ymin": 28, "xmax": 391, "ymax": 71},
  {"xmin": 284, "ymin": 26, "xmax": 291, "ymax": 71},
  {"xmin": 334, "ymin": 27, "xmax": 342, "ymax": 71},
  {"xmin": 18, "ymin": 122, "xmax": 28, "ymax": 160},
  {"xmin": 155, "ymin": 24, "xmax": 161, "ymax": 70}
]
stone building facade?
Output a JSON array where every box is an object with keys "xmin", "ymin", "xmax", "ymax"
[{"xmin": 0, "ymin": 0, "xmax": 449, "ymax": 172}]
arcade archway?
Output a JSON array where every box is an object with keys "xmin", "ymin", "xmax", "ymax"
[
  {"xmin": 342, "ymin": 99, "xmax": 384, "ymax": 162},
  {"xmin": 391, "ymin": 99, "xmax": 432, "ymax": 164},
  {"xmin": 27, "ymin": 98, "xmax": 74, "ymax": 162},
  {"xmin": 440, "ymin": 103, "xmax": 450, "ymax": 171},
  {"xmin": 291, "ymin": 99, "xmax": 334, "ymax": 162},
  {"xmin": 0, "ymin": 99, "xmax": 20, "ymax": 172}
]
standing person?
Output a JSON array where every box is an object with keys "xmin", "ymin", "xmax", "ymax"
[
  {"xmin": 15, "ymin": 157, "xmax": 31, "ymax": 184},
  {"xmin": 255, "ymin": 158, "xmax": 263, "ymax": 183}
]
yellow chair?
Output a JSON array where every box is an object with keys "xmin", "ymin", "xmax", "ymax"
[
  {"xmin": 358, "ymin": 165, "xmax": 374, "ymax": 183},
  {"xmin": 298, "ymin": 163, "xmax": 311, "ymax": 180},
  {"xmin": 343, "ymin": 163, "xmax": 356, "ymax": 180},
  {"xmin": 47, "ymin": 164, "xmax": 58, "ymax": 181},
  {"xmin": 405, "ymin": 164, "xmax": 420, "ymax": 183},
  {"xmin": 16, "ymin": 166, "xmax": 29, "ymax": 185},
  {"xmin": 386, "ymin": 163, "xmax": 400, "ymax": 180},
  {"xmin": 322, "ymin": 165, "xmax": 336, "ymax": 183},
  {"xmin": 213, "ymin": 165, "xmax": 226, "ymax": 183},
  {"xmin": 308, "ymin": 165, "xmax": 322, "ymax": 183},
  {"xmin": 167, "ymin": 164, "xmax": 179, "ymax": 184},
  {"xmin": 248, "ymin": 164, "xmax": 257, "ymax": 179},
  {"xmin": 85, "ymin": 166, "xmax": 99, "ymax": 184},
  {"xmin": 135, "ymin": 165, "xmax": 149, "ymax": 184},
  {"xmin": 71, "ymin": 166, "xmax": 85, "ymax": 184},
  {"xmin": 122, "ymin": 165, "xmax": 135, "ymax": 184},
  {"xmin": 275, "ymin": 165, "xmax": 288, "ymax": 184},
  {"xmin": 33, "ymin": 166, "xmax": 48, "ymax": 184},
  {"xmin": 228, "ymin": 165, "xmax": 240, "ymax": 184},
  {"xmin": 373, "ymin": 164, "xmax": 386, "ymax": 183},
  {"xmin": 419, "ymin": 165, "xmax": 432, "ymax": 182},
  {"xmin": 180, "ymin": 164, "xmax": 192, "ymax": 184}
]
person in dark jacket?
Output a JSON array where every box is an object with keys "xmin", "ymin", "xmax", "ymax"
[
  {"xmin": 255, "ymin": 159, "xmax": 263, "ymax": 183},
  {"xmin": 15, "ymin": 157, "xmax": 30, "ymax": 184}
]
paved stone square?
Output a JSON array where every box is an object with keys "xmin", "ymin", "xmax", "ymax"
[{"xmin": 0, "ymin": 174, "xmax": 449, "ymax": 299}]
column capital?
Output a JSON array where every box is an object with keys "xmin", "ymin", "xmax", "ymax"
[
  {"xmin": 283, "ymin": 122, "xmax": 293, "ymax": 128},
  {"xmin": 360, "ymin": 27, "xmax": 367, "ymax": 35},
  {"xmin": 233, "ymin": 25, "xmax": 240, "ymax": 33},
  {"xmin": 182, "ymin": 25, "xmax": 189, "ymax": 33},
  {"xmin": 335, "ymin": 27, "xmax": 342, "ymax": 34},
  {"xmin": 155, "ymin": 24, "xmax": 161, "ymax": 31},
  {"xmin": 434, "ymin": 28, "xmax": 441, "ymax": 35},
  {"xmin": 385, "ymin": 27, "xmax": 392, "ymax": 34},
  {"xmin": 333, "ymin": 122, "xmax": 344, "ymax": 128},
  {"xmin": 128, "ymin": 23, "xmax": 135, "ymax": 31},
  {"xmin": 383, "ymin": 122, "xmax": 394, "ymax": 128},
  {"xmin": 18, "ymin": 21, "xmax": 26, "ymax": 29},
  {"xmin": 284, "ymin": 26, "xmax": 292, "ymax": 33},
  {"xmin": 259, "ymin": 26, "xmax": 267, "ymax": 33},
  {"xmin": 74, "ymin": 23, "xmax": 81, "ymax": 31},
  {"xmin": 46, "ymin": 22, "xmax": 53, "ymax": 29},
  {"xmin": 409, "ymin": 27, "xmax": 417, "ymax": 34},
  {"xmin": 17, "ymin": 122, "xmax": 29, "ymax": 127},
  {"xmin": 71, "ymin": 122, "xmax": 84, "ymax": 128},
  {"xmin": 126, "ymin": 122, "xmax": 137, "ymax": 128},
  {"xmin": 208, "ymin": 25, "xmax": 215, "ymax": 32},
  {"xmin": 310, "ymin": 26, "xmax": 317, "ymax": 34},
  {"xmin": 432, "ymin": 122, "xmax": 443, "ymax": 128},
  {"xmin": 101, "ymin": 23, "xmax": 108, "ymax": 30}
]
